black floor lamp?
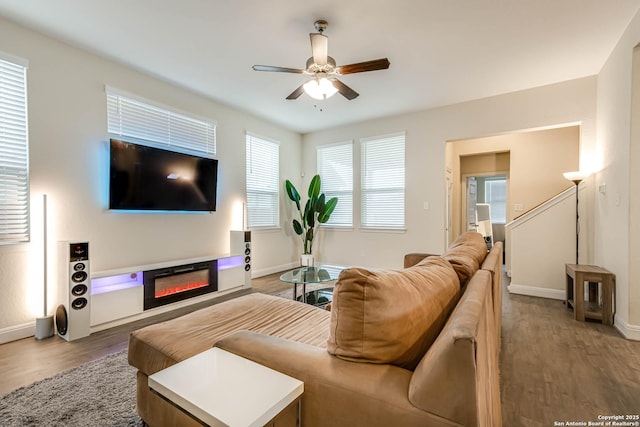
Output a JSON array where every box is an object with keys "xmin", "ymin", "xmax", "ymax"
[{"xmin": 563, "ymin": 171, "xmax": 590, "ymax": 265}]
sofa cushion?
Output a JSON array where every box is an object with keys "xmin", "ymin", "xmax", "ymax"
[
  {"xmin": 327, "ymin": 256, "xmax": 460, "ymax": 370},
  {"xmin": 442, "ymin": 232, "xmax": 487, "ymax": 285},
  {"xmin": 447, "ymin": 231, "xmax": 487, "ymax": 265},
  {"xmin": 128, "ymin": 293, "xmax": 330, "ymax": 376}
]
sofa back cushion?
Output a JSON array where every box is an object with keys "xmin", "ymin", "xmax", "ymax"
[
  {"xmin": 448, "ymin": 231, "xmax": 488, "ymax": 264},
  {"xmin": 442, "ymin": 231, "xmax": 487, "ymax": 285},
  {"xmin": 327, "ymin": 256, "xmax": 460, "ymax": 370}
]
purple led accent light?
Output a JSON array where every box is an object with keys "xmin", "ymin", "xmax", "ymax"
[
  {"xmin": 92, "ymin": 271, "xmax": 144, "ymax": 295},
  {"xmin": 217, "ymin": 256, "xmax": 244, "ymax": 271}
]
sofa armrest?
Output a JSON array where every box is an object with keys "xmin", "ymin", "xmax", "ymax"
[
  {"xmin": 408, "ymin": 270, "xmax": 501, "ymax": 427},
  {"xmin": 404, "ymin": 252, "xmax": 439, "ymax": 268},
  {"xmin": 216, "ymin": 331, "xmax": 457, "ymax": 427}
]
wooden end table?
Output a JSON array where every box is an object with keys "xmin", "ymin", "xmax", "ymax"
[
  {"xmin": 149, "ymin": 347, "xmax": 303, "ymax": 426},
  {"xmin": 565, "ymin": 264, "xmax": 615, "ymax": 325}
]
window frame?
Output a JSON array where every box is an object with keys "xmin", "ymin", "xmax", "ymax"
[
  {"xmin": 360, "ymin": 132, "xmax": 406, "ymax": 231},
  {"xmin": 483, "ymin": 176, "xmax": 507, "ymax": 224},
  {"xmin": 245, "ymin": 132, "xmax": 280, "ymax": 229},
  {"xmin": 0, "ymin": 53, "xmax": 30, "ymax": 245},
  {"xmin": 106, "ymin": 86, "xmax": 216, "ymax": 158},
  {"xmin": 316, "ymin": 141, "xmax": 354, "ymax": 228}
]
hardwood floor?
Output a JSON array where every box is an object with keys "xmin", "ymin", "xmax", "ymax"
[
  {"xmin": 0, "ymin": 275, "xmax": 284, "ymax": 397},
  {"xmin": 1, "ymin": 269, "xmax": 639, "ymax": 426},
  {"xmin": 500, "ymin": 280, "xmax": 640, "ymax": 425}
]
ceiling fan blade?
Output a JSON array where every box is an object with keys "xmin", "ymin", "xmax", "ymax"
[
  {"xmin": 252, "ymin": 65, "xmax": 305, "ymax": 74},
  {"xmin": 335, "ymin": 58, "xmax": 390, "ymax": 75},
  {"xmin": 310, "ymin": 33, "xmax": 328, "ymax": 66},
  {"xmin": 286, "ymin": 84, "xmax": 305, "ymax": 100},
  {"xmin": 330, "ymin": 79, "xmax": 359, "ymax": 100}
]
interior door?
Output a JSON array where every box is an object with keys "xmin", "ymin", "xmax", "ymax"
[{"xmin": 466, "ymin": 176, "xmax": 478, "ymax": 231}]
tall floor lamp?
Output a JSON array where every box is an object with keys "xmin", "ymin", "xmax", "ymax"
[
  {"xmin": 35, "ymin": 194, "xmax": 54, "ymax": 339},
  {"xmin": 563, "ymin": 171, "xmax": 590, "ymax": 264}
]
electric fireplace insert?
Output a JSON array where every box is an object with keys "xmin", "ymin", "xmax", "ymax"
[{"xmin": 143, "ymin": 260, "xmax": 218, "ymax": 310}]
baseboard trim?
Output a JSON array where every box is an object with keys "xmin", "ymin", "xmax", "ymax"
[
  {"xmin": 0, "ymin": 321, "xmax": 36, "ymax": 345},
  {"xmin": 252, "ymin": 262, "xmax": 299, "ymax": 278},
  {"xmin": 614, "ymin": 316, "xmax": 640, "ymax": 341},
  {"xmin": 508, "ymin": 283, "xmax": 565, "ymax": 300}
]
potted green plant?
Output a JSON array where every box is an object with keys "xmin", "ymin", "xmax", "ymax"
[{"xmin": 285, "ymin": 174, "xmax": 338, "ymax": 266}]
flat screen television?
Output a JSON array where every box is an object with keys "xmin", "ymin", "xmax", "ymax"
[{"xmin": 109, "ymin": 138, "xmax": 218, "ymax": 212}]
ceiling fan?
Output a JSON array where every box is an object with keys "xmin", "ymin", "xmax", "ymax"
[{"xmin": 252, "ymin": 20, "xmax": 390, "ymax": 101}]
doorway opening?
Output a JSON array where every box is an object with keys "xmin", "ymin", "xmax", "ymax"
[
  {"xmin": 463, "ymin": 174, "xmax": 508, "ymax": 249},
  {"xmin": 444, "ymin": 125, "xmax": 580, "ymax": 248}
]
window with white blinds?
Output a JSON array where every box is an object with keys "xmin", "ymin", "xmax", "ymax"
[
  {"xmin": 317, "ymin": 142, "xmax": 353, "ymax": 227},
  {"xmin": 361, "ymin": 133, "xmax": 405, "ymax": 229},
  {"xmin": 484, "ymin": 177, "xmax": 507, "ymax": 223},
  {"xmin": 106, "ymin": 88, "xmax": 216, "ymax": 157},
  {"xmin": 246, "ymin": 133, "xmax": 279, "ymax": 228},
  {"xmin": 0, "ymin": 56, "xmax": 29, "ymax": 244}
]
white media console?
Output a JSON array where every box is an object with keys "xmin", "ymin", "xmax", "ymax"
[{"xmin": 89, "ymin": 231, "xmax": 251, "ymax": 332}]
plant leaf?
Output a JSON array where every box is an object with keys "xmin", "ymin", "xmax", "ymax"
[
  {"xmin": 303, "ymin": 199, "xmax": 311, "ymax": 225},
  {"xmin": 308, "ymin": 174, "xmax": 321, "ymax": 198},
  {"xmin": 292, "ymin": 219, "xmax": 303, "ymax": 235},
  {"xmin": 318, "ymin": 197, "xmax": 338, "ymax": 223},
  {"xmin": 316, "ymin": 193, "xmax": 326, "ymax": 213},
  {"xmin": 285, "ymin": 180, "xmax": 301, "ymax": 211},
  {"xmin": 306, "ymin": 202, "xmax": 315, "ymax": 228},
  {"xmin": 318, "ymin": 269, "xmax": 330, "ymax": 280}
]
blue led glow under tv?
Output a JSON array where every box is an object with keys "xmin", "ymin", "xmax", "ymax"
[{"xmin": 109, "ymin": 138, "xmax": 218, "ymax": 212}]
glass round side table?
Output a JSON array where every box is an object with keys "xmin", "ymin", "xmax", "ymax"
[{"xmin": 279, "ymin": 265, "xmax": 343, "ymax": 305}]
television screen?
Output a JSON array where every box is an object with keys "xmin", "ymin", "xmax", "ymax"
[{"xmin": 109, "ymin": 139, "xmax": 218, "ymax": 212}]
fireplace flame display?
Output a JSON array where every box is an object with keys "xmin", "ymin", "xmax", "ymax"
[
  {"xmin": 154, "ymin": 269, "xmax": 209, "ymax": 298},
  {"xmin": 144, "ymin": 260, "xmax": 217, "ymax": 310}
]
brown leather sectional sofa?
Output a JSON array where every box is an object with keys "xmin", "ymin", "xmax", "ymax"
[{"xmin": 128, "ymin": 231, "xmax": 502, "ymax": 426}]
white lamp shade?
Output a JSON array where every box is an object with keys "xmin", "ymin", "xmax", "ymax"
[
  {"xmin": 303, "ymin": 78, "xmax": 338, "ymax": 100},
  {"xmin": 563, "ymin": 170, "xmax": 591, "ymax": 183}
]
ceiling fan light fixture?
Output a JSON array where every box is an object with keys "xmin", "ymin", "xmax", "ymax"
[{"xmin": 303, "ymin": 77, "xmax": 338, "ymax": 100}]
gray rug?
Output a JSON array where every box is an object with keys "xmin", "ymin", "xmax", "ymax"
[{"xmin": 0, "ymin": 350, "xmax": 144, "ymax": 427}]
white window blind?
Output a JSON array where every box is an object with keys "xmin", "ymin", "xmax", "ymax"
[
  {"xmin": 246, "ymin": 133, "xmax": 279, "ymax": 228},
  {"xmin": 0, "ymin": 56, "xmax": 29, "ymax": 244},
  {"xmin": 361, "ymin": 133, "xmax": 405, "ymax": 229},
  {"xmin": 317, "ymin": 142, "xmax": 353, "ymax": 227},
  {"xmin": 106, "ymin": 88, "xmax": 216, "ymax": 157},
  {"xmin": 485, "ymin": 177, "xmax": 507, "ymax": 223}
]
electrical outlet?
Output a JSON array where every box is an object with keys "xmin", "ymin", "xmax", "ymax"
[{"xmin": 514, "ymin": 203, "xmax": 524, "ymax": 212}]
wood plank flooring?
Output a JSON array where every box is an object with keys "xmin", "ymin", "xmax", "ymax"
[
  {"xmin": 1, "ymin": 270, "xmax": 639, "ymax": 426},
  {"xmin": 501, "ymin": 282, "xmax": 640, "ymax": 425}
]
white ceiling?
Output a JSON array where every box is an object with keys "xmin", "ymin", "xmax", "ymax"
[{"xmin": 0, "ymin": 0, "xmax": 639, "ymax": 134}]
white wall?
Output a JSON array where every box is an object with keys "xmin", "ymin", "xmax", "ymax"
[
  {"xmin": 5, "ymin": 9, "xmax": 631, "ymax": 341},
  {"xmin": 0, "ymin": 17, "xmax": 301, "ymax": 339},
  {"xmin": 508, "ymin": 188, "xmax": 576, "ymax": 299},
  {"xmin": 447, "ymin": 126, "xmax": 580, "ymax": 240},
  {"xmin": 595, "ymin": 8, "xmax": 640, "ymax": 339},
  {"xmin": 302, "ymin": 77, "xmax": 596, "ymax": 270}
]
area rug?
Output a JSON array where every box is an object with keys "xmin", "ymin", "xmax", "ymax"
[{"xmin": 0, "ymin": 350, "xmax": 143, "ymax": 427}]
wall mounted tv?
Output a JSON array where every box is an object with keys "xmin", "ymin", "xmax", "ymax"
[{"xmin": 109, "ymin": 138, "xmax": 218, "ymax": 212}]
